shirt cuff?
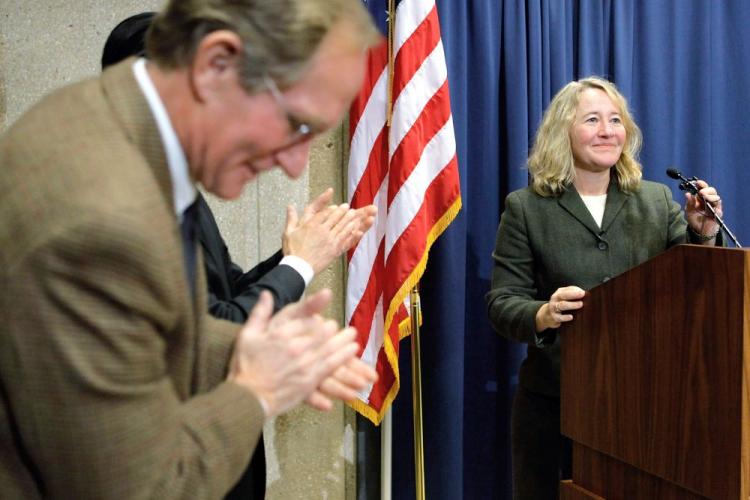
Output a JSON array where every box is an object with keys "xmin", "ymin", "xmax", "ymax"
[{"xmin": 279, "ymin": 255, "xmax": 314, "ymax": 287}]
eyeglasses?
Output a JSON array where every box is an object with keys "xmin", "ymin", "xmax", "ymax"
[{"xmin": 262, "ymin": 74, "xmax": 315, "ymax": 147}]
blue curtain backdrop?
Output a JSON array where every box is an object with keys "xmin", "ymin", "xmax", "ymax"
[{"xmin": 390, "ymin": 1, "xmax": 750, "ymax": 499}]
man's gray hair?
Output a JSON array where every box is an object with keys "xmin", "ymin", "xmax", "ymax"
[{"xmin": 146, "ymin": 0, "xmax": 379, "ymax": 92}]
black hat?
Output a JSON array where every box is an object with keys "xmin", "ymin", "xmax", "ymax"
[{"xmin": 101, "ymin": 12, "xmax": 157, "ymax": 69}]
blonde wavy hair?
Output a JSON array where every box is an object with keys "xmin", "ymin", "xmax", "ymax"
[{"xmin": 527, "ymin": 77, "xmax": 643, "ymax": 197}]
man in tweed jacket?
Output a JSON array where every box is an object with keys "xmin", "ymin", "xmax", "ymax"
[{"xmin": 0, "ymin": 0, "xmax": 379, "ymax": 497}]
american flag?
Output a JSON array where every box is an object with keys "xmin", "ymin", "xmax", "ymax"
[{"xmin": 346, "ymin": 0, "xmax": 461, "ymax": 425}]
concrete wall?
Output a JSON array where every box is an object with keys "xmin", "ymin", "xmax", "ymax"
[{"xmin": 0, "ymin": 2, "xmax": 355, "ymax": 498}]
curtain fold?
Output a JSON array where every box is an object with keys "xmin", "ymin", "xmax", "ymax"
[{"xmin": 390, "ymin": 1, "xmax": 750, "ymax": 498}]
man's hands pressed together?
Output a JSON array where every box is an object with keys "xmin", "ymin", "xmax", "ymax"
[{"xmin": 227, "ymin": 290, "xmax": 377, "ymax": 417}]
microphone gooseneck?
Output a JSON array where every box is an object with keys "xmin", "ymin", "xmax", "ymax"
[{"xmin": 665, "ymin": 167, "xmax": 742, "ymax": 247}]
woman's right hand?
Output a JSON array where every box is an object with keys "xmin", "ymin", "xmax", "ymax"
[{"xmin": 535, "ymin": 286, "xmax": 586, "ymax": 332}]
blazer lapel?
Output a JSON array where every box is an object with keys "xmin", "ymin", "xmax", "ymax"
[
  {"xmin": 100, "ymin": 57, "xmax": 174, "ymax": 209},
  {"xmin": 558, "ymin": 173, "xmax": 631, "ymax": 235},
  {"xmin": 194, "ymin": 194, "xmax": 226, "ymax": 268},
  {"xmin": 100, "ymin": 58, "xmax": 200, "ymax": 319},
  {"xmin": 557, "ymin": 187, "xmax": 601, "ymax": 236},
  {"xmin": 600, "ymin": 177, "xmax": 630, "ymax": 232},
  {"xmin": 102, "ymin": 59, "xmax": 215, "ymax": 396}
]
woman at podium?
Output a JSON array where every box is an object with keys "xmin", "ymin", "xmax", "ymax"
[{"xmin": 485, "ymin": 76, "xmax": 723, "ymax": 500}]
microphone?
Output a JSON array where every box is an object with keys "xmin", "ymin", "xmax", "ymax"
[
  {"xmin": 665, "ymin": 167, "xmax": 742, "ymax": 247},
  {"xmin": 666, "ymin": 168, "xmax": 700, "ymax": 195}
]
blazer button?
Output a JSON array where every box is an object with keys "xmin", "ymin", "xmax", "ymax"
[{"xmin": 597, "ymin": 241, "xmax": 608, "ymax": 250}]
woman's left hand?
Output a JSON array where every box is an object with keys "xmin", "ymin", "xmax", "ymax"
[{"xmin": 685, "ymin": 179, "xmax": 722, "ymax": 241}]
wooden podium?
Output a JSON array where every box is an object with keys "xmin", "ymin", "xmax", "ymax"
[{"xmin": 560, "ymin": 245, "xmax": 750, "ymax": 499}]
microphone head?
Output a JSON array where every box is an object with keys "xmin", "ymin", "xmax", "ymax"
[{"xmin": 666, "ymin": 168, "xmax": 681, "ymax": 180}]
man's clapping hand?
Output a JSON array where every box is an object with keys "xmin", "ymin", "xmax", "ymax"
[{"xmin": 227, "ymin": 290, "xmax": 376, "ymax": 417}]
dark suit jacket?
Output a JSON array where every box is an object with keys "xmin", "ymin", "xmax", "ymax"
[
  {"xmin": 194, "ymin": 193, "xmax": 304, "ymax": 500},
  {"xmin": 0, "ymin": 58, "xmax": 264, "ymax": 498},
  {"xmin": 196, "ymin": 194, "xmax": 305, "ymax": 322},
  {"xmin": 486, "ymin": 177, "xmax": 706, "ymax": 398}
]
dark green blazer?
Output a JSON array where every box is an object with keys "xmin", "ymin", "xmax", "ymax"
[
  {"xmin": 0, "ymin": 59, "xmax": 264, "ymax": 498},
  {"xmin": 486, "ymin": 177, "xmax": 698, "ymax": 397}
]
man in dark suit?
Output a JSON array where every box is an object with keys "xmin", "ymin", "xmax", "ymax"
[
  {"xmin": 199, "ymin": 187, "xmax": 365, "ymax": 321},
  {"xmin": 101, "ymin": 14, "xmax": 371, "ymax": 498},
  {"xmin": 0, "ymin": 1, "xmax": 380, "ymax": 497}
]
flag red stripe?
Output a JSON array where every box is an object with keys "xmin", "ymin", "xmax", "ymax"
[
  {"xmin": 348, "ymin": 241, "xmax": 385, "ymax": 349},
  {"xmin": 368, "ymin": 346, "xmax": 397, "ymax": 408},
  {"xmin": 387, "ymin": 81, "xmax": 452, "ymax": 203},
  {"xmin": 348, "ymin": 41, "xmax": 388, "ymax": 138},
  {"xmin": 349, "ymin": 126, "xmax": 388, "ymax": 213},
  {"xmin": 369, "ymin": 301, "xmax": 406, "ymax": 408},
  {"xmin": 383, "ymin": 157, "xmax": 460, "ymax": 299},
  {"xmin": 391, "ymin": 5, "xmax": 441, "ymax": 102}
]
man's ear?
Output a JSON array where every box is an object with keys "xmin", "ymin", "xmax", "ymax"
[{"xmin": 190, "ymin": 30, "xmax": 244, "ymax": 102}]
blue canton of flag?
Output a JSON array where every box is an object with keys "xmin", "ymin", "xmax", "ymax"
[{"xmin": 363, "ymin": 0, "xmax": 392, "ymax": 35}]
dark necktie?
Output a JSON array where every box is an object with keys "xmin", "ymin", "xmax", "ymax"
[{"xmin": 180, "ymin": 199, "xmax": 199, "ymax": 298}]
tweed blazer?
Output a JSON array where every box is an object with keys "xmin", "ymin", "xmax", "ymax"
[
  {"xmin": 195, "ymin": 193, "xmax": 304, "ymax": 500},
  {"xmin": 486, "ymin": 177, "xmax": 698, "ymax": 397},
  {"xmin": 0, "ymin": 59, "xmax": 264, "ymax": 498}
]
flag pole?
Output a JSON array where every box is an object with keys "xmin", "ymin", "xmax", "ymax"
[
  {"xmin": 386, "ymin": 0, "xmax": 395, "ymax": 126},
  {"xmin": 381, "ymin": 409, "xmax": 393, "ymax": 500},
  {"xmin": 410, "ymin": 285, "xmax": 426, "ymax": 500},
  {"xmin": 381, "ymin": 3, "xmax": 396, "ymax": 498}
]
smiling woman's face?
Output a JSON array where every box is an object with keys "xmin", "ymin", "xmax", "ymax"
[{"xmin": 569, "ymin": 88, "xmax": 626, "ymax": 173}]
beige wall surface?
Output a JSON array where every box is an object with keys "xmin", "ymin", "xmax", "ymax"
[
  {"xmin": 0, "ymin": 2, "xmax": 355, "ymax": 498},
  {"xmin": 0, "ymin": 1, "xmax": 164, "ymax": 129}
]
